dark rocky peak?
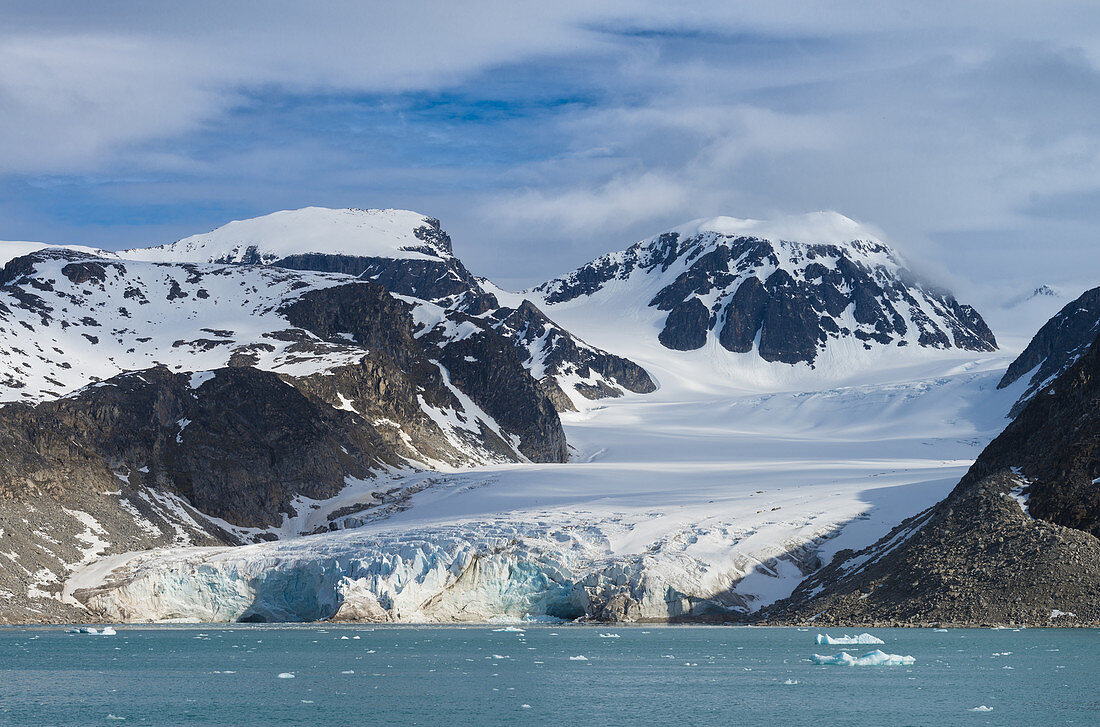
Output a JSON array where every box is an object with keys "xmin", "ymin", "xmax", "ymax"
[
  {"xmin": 485, "ymin": 299, "xmax": 656, "ymax": 411},
  {"xmin": 998, "ymin": 285, "xmax": 1100, "ymax": 416}
]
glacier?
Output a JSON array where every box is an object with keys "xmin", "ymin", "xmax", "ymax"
[{"xmin": 70, "ymin": 339, "xmax": 1022, "ymax": 623}]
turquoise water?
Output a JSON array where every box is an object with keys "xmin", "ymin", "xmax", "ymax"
[{"xmin": 0, "ymin": 625, "xmax": 1096, "ymax": 726}]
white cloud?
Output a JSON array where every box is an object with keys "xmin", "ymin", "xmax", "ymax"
[{"xmin": 487, "ymin": 172, "xmax": 694, "ymax": 234}]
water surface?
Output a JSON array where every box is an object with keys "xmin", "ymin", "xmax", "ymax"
[{"xmin": 0, "ymin": 625, "xmax": 1095, "ymax": 725}]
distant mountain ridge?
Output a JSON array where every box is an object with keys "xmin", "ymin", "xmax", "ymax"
[
  {"xmin": 998, "ymin": 285, "xmax": 1100, "ymax": 416},
  {"xmin": 532, "ymin": 212, "xmax": 997, "ymax": 367}
]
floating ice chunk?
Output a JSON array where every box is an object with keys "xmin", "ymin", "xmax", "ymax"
[
  {"xmin": 340, "ymin": 636, "xmax": 349, "ymax": 640},
  {"xmin": 784, "ymin": 679, "xmax": 799, "ymax": 685},
  {"xmin": 598, "ymin": 633, "xmax": 620, "ymax": 638},
  {"xmin": 106, "ymin": 716, "xmax": 126, "ymax": 721},
  {"xmin": 568, "ymin": 655, "xmax": 588, "ymax": 661},
  {"xmin": 970, "ymin": 706, "xmax": 994, "ymax": 712},
  {"xmin": 933, "ymin": 628, "xmax": 949, "ymax": 632},
  {"xmin": 493, "ymin": 627, "xmax": 525, "ymax": 633},
  {"xmin": 815, "ymin": 633, "xmax": 884, "ymax": 645},
  {"xmin": 521, "ymin": 704, "xmax": 532, "ymax": 709},
  {"xmin": 277, "ymin": 672, "xmax": 295, "ymax": 679},
  {"xmin": 341, "ymin": 670, "xmax": 355, "ymax": 674},
  {"xmin": 70, "ymin": 626, "xmax": 115, "ymax": 635},
  {"xmin": 812, "ymin": 650, "xmax": 915, "ymax": 666}
]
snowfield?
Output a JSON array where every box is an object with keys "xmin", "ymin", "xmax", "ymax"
[
  {"xmin": 117, "ymin": 207, "xmax": 451, "ymax": 265},
  {"xmin": 71, "ymin": 342, "xmax": 1021, "ymax": 623}
]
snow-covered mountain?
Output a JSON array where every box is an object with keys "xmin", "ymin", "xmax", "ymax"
[
  {"xmin": 530, "ymin": 213, "xmax": 996, "ymax": 380},
  {"xmin": 119, "ymin": 207, "xmax": 654, "ymax": 409}
]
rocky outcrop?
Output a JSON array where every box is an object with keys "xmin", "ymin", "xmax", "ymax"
[
  {"xmin": 281, "ymin": 282, "xmax": 568, "ymax": 463},
  {"xmin": 765, "ymin": 329, "xmax": 1100, "ymax": 626},
  {"xmin": 998, "ymin": 285, "xmax": 1100, "ymax": 416},
  {"xmin": 487, "ymin": 300, "xmax": 655, "ymax": 408}
]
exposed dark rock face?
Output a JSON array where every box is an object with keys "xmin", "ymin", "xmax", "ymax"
[
  {"xmin": 0, "ymin": 366, "xmax": 390, "ymax": 530},
  {"xmin": 766, "ymin": 331, "xmax": 1100, "ymax": 626},
  {"xmin": 281, "ymin": 282, "xmax": 568, "ymax": 464},
  {"xmin": 279, "ymin": 261, "xmax": 653, "ymax": 408},
  {"xmin": 657, "ymin": 298, "xmax": 709, "ymax": 351},
  {"xmin": 434, "ymin": 325, "xmax": 568, "ymax": 463},
  {"xmin": 536, "ymin": 229, "xmax": 997, "ymax": 365},
  {"xmin": 998, "ymin": 285, "xmax": 1100, "ymax": 416},
  {"xmin": 487, "ymin": 300, "xmax": 655, "ymax": 406}
]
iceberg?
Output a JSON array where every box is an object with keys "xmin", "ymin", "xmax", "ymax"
[
  {"xmin": 815, "ymin": 633, "xmax": 884, "ymax": 645},
  {"xmin": 811, "ymin": 650, "xmax": 915, "ymax": 666},
  {"xmin": 970, "ymin": 706, "xmax": 994, "ymax": 712},
  {"xmin": 69, "ymin": 626, "xmax": 116, "ymax": 635}
]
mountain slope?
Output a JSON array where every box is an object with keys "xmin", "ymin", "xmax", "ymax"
[
  {"xmin": 997, "ymin": 285, "xmax": 1100, "ymax": 416},
  {"xmin": 532, "ymin": 213, "xmax": 996, "ymax": 373},
  {"xmin": 767, "ymin": 328, "xmax": 1100, "ymax": 626}
]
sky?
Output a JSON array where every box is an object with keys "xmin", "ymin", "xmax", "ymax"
[{"xmin": 1, "ymin": 1, "xmax": 1099, "ymax": 301}]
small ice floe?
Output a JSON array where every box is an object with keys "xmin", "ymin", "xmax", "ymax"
[
  {"xmin": 598, "ymin": 633, "xmax": 620, "ymax": 638},
  {"xmin": 106, "ymin": 715, "xmax": 126, "ymax": 721},
  {"xmin": 568, "ymin": 655, "xmax": 589, "ymax": 661},
  {"xmin": 341, "ymin": 670, "xmax": 355, "ymax": 674},
  {"xmin": 340, "ymin": 636, "xmax": 349, "ymax": 640},
  {"xmin": 521, "ymin": 704, "xmax": 532, "ymax": 710},
  {"xmin": 812, "ymin": 650, "xmax": 915, "ymax": 666},
  {"xmin": 784, "ymin": 679, "xmax": 799, "ymax": 685},
  {"xmin": 70, "ymin": 626, "xmax": 116, "ymax": 635},
  {"xmin": 277, "ymin": 672, "xmax": 295, "ymax": 679},
  {"xmin": 970, "ymin": 706, "xmax": 994, "ymax": 712},
  {"xmin": 492, "ymin": 654, "xmax": 508, "ymax": 660},
  {"xmin": 933, "ymin": 628, "xmax": 949, "ymax": 632},
  {"xmin": 493, "ymin": 626, "xmax": 525, "ymax": 633},
  {"xmin": 815, "ymin": 633, "xmax": 884, "ymax": 645},
  {"xmin": 352, "ymin": 636, "xmax": 361, "ymax": 639}
]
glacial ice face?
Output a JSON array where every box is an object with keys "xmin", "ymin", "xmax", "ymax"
[
  {"xmin": 77, "ymin": 523, "xmax": 727, "ymax": 623},
  {"xmin": 815, "ymin": 633, "xmax": 885, "ymax": 645},
  {"xmin": 812, "ymin": 650, "xmax": 915, "ymax": 666}
]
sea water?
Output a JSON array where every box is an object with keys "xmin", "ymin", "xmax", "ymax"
[{"xmin": 0, "ymin": 626, "xmax": 1095, "ymax": 725}]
